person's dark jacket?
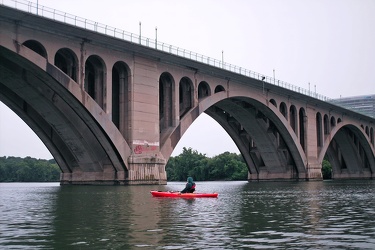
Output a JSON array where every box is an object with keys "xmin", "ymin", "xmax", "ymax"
[{"xmin": 181, "ymin": 177, "xmax": 196, "ymax": 193}]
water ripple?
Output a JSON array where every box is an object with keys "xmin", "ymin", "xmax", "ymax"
[{"xmin": 1, "ymin": 181, "xmax": 375, "ymax": 249}]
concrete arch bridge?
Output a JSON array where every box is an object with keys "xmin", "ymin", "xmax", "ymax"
[{"xmin": 0, "ymin": 2, "xmax": 374, "ymax": 184}]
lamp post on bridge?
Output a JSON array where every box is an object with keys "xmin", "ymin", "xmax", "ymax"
[
  {"xmin": 222, "ymin": 50, "xmax": 224, "ymax": 69},
  {"xmin": 155, "ymin": 26, "xmax": 158, "ymax": 49},
  {"xmin": 315, "ymin": 85, "xmax": 316, "ymax": 97},
  {"xmin": 309, "ymin": 82, "xmax": 311, "ymax": 96},
  {"xmin": 262, "ymin": 76, "xmax": 265, "ymax": 94}
]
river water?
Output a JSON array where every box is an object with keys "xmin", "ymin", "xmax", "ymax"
[{"xmin": 1, "ymin": 180, "xmax": 375, "ymax": 249}]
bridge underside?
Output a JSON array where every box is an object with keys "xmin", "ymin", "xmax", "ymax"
[
  {"xmin": 325, "ymin": 126, "xmax": 375, "ymax": 179},
  {"xmin": 205, "ymin": 97, "xmax": 308, "ymax": 181},
  {"xmin": 0, "ymin": 46, "xmax": 139, "ymax": 185}
]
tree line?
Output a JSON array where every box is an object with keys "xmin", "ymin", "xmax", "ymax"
[
  {"xmin": 0, "ymin": 156, "xmax": 60, "ymax": 182},
  {"xmin": 166, "ymin": 147, "xmax": 248, "ymax": 181},
  {"xmin": 166, "ymin": 147, "xmax": 332, "ymax": 181},
  {"xmin": 0, "ymin": 149, "xmax": 332, "ymax": 182}
]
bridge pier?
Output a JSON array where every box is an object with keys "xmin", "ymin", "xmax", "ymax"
[
  {"xmin": 126, "ymin": 156, "xmax": 167, "ymax": 185},
  {"xmin": 59, "ymin": 156, "xmax": 167, "ymax": 185},
  {"xmin": 60, "ymin": 168, "xmax": 122, "ymax": 185},
  {"xmin": 305, "ymin": 107, "xmax": 323, "ymax": 180},
  {"xmin": 306, "ymin": 161, "xmax": 323, "ymax": 180}
]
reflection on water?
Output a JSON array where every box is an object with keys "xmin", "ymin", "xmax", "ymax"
[{"xmin": 1, "ymin": 181, "xmax": 375, "ymax": 249}]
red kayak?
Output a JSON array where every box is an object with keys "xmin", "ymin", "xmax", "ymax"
[{"xmin": 150, "ymin": 190, "xmax": 218, "ymax": 198}]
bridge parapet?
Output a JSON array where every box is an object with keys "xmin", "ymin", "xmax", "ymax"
[{"xmin": 2, "ymin": 0, "xmax": 332, "ymax": 102}]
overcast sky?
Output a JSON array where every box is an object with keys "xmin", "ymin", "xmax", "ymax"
[{"xmin": 0, "ymin": 0, "xmax": 374, "ymax": 159}]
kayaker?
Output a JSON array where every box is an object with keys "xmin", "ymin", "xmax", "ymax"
[{"xmin": 180, "ymin": 177, "xmax": 196, "ymax": 193}]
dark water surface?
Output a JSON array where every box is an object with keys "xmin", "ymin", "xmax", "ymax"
[{"xmin": 1, "ymin": 180, "xmax": 375, "ymax": 249}]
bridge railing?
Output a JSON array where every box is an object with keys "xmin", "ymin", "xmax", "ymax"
[{"xmin": 2, "ymin": 0, "xmax": 332, "ymax": 102}]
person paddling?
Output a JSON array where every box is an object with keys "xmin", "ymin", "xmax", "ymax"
[{"xmin": 180, "ymin": 177, "xmax": 196, "ymax": 193}]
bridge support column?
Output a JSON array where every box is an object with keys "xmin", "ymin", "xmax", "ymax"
[
  {"xmin": 123, "ymin": 56, "xmax": 168, "ymax": 185},
  {"xmin": 60, "ymin": 157, "xmax": 167, "ymax": 185},
  {"xmin": 126, "ymin": 156, "xmax": 167, "ymax": 185},
  {"xmin": 60, "ymin": 165, "xmax": 124, "ymax": 185},
  {"xmin": 306, "ymin": 160, "xmax": 323, "ymax": 180},
  {"xmin": 305, "ymin": 107, "xmax": 323, "ymax": 180}
]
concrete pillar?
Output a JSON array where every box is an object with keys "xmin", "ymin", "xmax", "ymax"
[
  {"xmin": 127, "ymin": 156, "xmax": 167, "ymax": 185},
  {"xmin": 305, "ymin": 107, "xmax": 323, "ymax": 180},
  {"xmin": 60, "ymin": 164, "xmax": 120, "ymax": 185},
  {"xmin": 127, "ymin": 56, "xmax": 167, "ymax": 184}
]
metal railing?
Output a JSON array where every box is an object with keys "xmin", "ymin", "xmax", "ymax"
[{"xmin": 2, "ymin": 0, "xmax": 332, "ymax": 102}]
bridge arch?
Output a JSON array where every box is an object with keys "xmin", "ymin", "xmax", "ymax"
[
  {"xmin": 0, "ymin": 45, "xmax": 130, "ymax": 184},
  {"xmin": 279, "ymin": 102, "xmax": 288, "ymax": 119},
  {"xmin": 159, "ymin": 72, "xmax": 175, "ymax": 132},
  {"xmin": 299, "ymin": 108, "xmax": 306, "ymax": 151},
  {"xmin": 269, "ymin": 99, "xmax": 277, "ymax": 107},
  {"xmin": 112, "ymin": 61, "xmax": 131, "ymax": 140},
  {"xmin": 198, "ymin": 81, "xmax": 211, "ymax": 100},
  {"xmin": 84, "ymin": 55, "xmax": 106, "ymax": 109},
  {"xmin": 179, "ymin": 77, "xmax": 193, "ymax": 119},
  {"xmin": 324, "ymin": 114, "xmax": 329, "ymax": 135},
  {"xmin": 22, "ymin": 40, "xmax": 47, "ymax": 58},
  {"xmin": 316, "ymin": 112, "xmax": 323, "ymax": 147},
  {"xmin": 330, "ymin": 116, "xmax": 336, "ymax": 128},
  {"xmin": 289, "ymin": 105, "xmax": 297, "ymax": 134},
  {"xmin": 54, "ymin": 48, "xmax": 78, "ymax": 82},
  {"xmin": 164, "ymin": 90, "xmax": 309, "ymax": 180},
  {"xmin": 214, "ymin": 85, "xmax": 225, "ymax": 93},
  {"xmin": 206, "ymin": 96, "xmax": 307, "ymax": 180},
  {"xmin": 319, "ymin": 122, "xmax": 375, "ymax": 179}
]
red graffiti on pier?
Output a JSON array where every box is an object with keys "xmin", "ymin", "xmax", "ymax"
[{"xmin": 134, "ymin": 145, "xmax": 157, "ymax": 154}]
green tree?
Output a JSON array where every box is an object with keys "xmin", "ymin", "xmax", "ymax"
[
  {"xmin": 322, "ymin": 159, "xmax": 332, "ymax": 179},
  {"xmin": 166, "ymin": 147, "xmax": 207, "ymax": 181},
  {"xmin": 207, "ymin": 152, "xmax": 247, "ymax": 180}
]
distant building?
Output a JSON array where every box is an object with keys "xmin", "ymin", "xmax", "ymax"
[{"xmin": 330, "ymin": 95, "xmax": 375, "ymax": 118}]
